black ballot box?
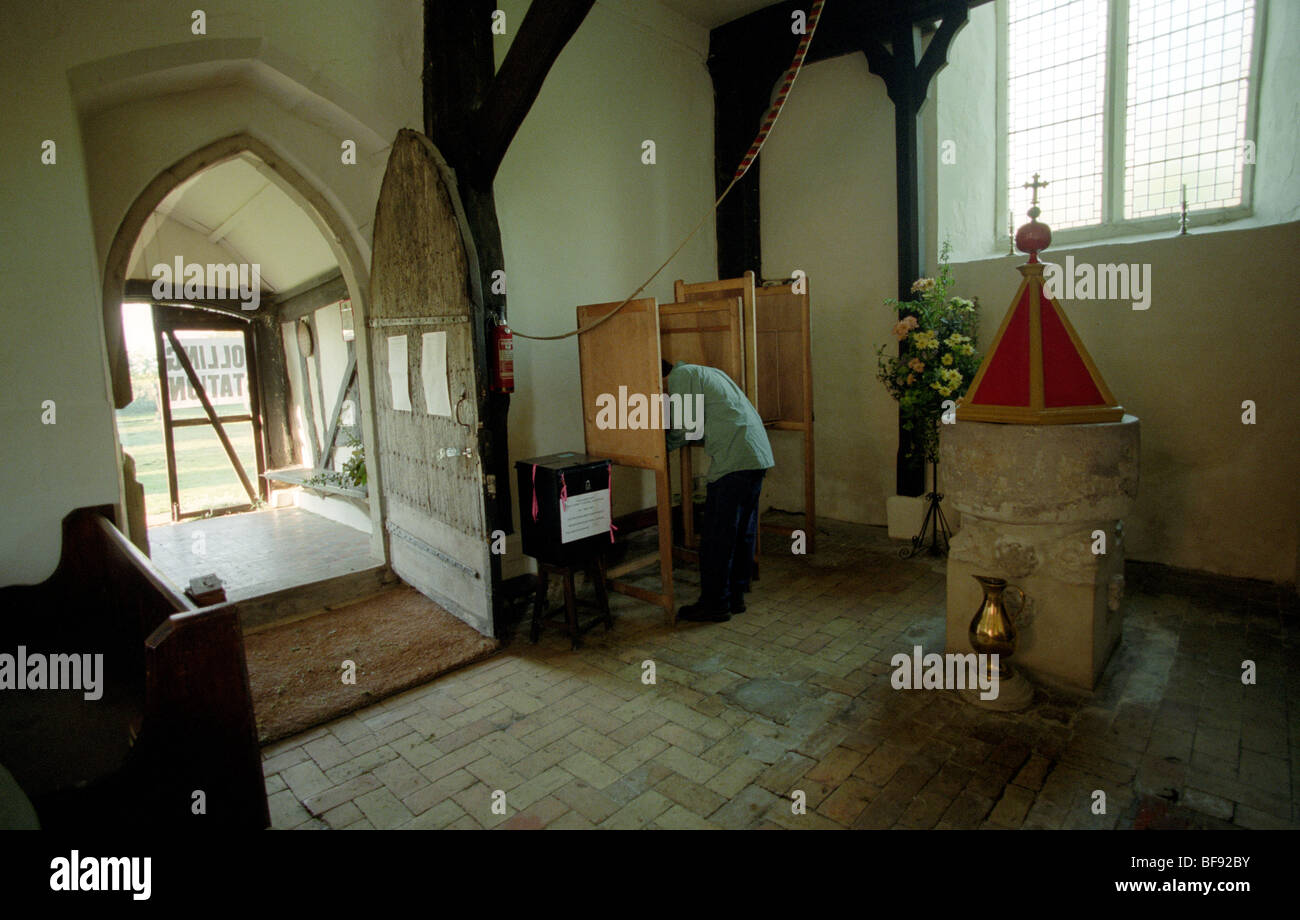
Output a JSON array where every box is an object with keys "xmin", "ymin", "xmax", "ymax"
[{"xmin": 516, "ymin": 452, "xmax": 614, "ymax": 566}]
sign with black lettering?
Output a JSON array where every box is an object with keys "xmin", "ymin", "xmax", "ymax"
[{"xmin": 164, "ymin": 334, "xmax": 249, "ymax": 408}]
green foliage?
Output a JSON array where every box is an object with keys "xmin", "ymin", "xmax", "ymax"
[
  {"xmin": 307, "ymin": 437, "xmax": 367, "ymax": 493},
  {"xmin": 875, "ymin": 241, "xmax": 983, "ymax": 463},
  {"xmin": 341, "ymin": 438, "xmax": 367, "ymax": 489}
]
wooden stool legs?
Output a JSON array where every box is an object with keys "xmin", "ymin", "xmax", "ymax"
[
  {"xmin": 530, "ymin": 559, "xmax": 613, "ymax": 650},
  {"xmin": 588, "ymin": 555, "xmax": 614, "ymax": 634},
  {"xmin": 529, "ymin": 568, "xmax": 549, "ymax": 645}
]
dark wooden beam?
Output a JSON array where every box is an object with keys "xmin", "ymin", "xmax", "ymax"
[
  {"xmin": 472, "ymin": 0, "xmax": 594, "ymax": 183},
  {"xmin": 424, "ymin": 0, "xmax": 496, "ymax": 169},
  {"xmin": 861, "ymin": 1, "xmax": 969, "ymax": 496},
  {"xmin": 252, "ymin": 316, "xmax": 296, "ymax": 470},
  {"xmin": 714, "ymin": 0, "xmax": 990, "ymax": 43},
  {"xmin": 425, "ymin": 0, "xmax": 511, "ymax": 562},
  {"xmin": 707, "ymin": 18, "xmax": 793, "ymax": 278},
  {"xmin": 123, "ymin": 279, "xmax": 265, "ymax": 317},
  {"xmin": 916, "ymin": 7, "xmax": 968, "ymax": 96}
]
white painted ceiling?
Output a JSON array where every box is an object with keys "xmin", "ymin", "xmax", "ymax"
[
  {"xmin": 657, "ymin": 0, "xmax": 780, "ymax": 29},
  {"xmin": 127, "ymin": 152, "xmax": 338, "ymax": 297}
]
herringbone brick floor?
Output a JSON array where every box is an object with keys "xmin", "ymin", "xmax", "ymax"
[{"xmin": 261, "ymin": 518, "xmax": 1299, "ymax": 830}]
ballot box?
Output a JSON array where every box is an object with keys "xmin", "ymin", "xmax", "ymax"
[{"xmin": 515, "ymin": 452, "xmax": 613, "ymax": 566}]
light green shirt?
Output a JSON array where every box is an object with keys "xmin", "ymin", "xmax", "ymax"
[{"xmin": 664, "ymin": 362, "xmax": 774, "ymax": 482}]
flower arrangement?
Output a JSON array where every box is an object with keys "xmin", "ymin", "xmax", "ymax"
[{"xmin": 876, "ymin": 242, "xmax": 982, "ymax": 463}]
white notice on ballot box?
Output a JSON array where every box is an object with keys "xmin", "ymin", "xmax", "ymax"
[{"xmin": 559, "ymin": 488, "xmax": 610, "ymax": 543}]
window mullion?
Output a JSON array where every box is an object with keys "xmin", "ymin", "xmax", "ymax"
[
  {"xmin": 996, "ymin": 0, "xmax": 1010, "ymax": 248},
  {"xmin": 1104, "ymin": 0, "xmax": 1131, "ymax": 225}
]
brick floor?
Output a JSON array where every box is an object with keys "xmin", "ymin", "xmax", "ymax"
[{"xmin": 263, "ymin": 517, "xmax": 1299, "ymax": 830}]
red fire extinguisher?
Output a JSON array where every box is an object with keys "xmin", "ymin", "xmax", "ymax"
[{"xmin": 491, "ymin": 320, "xmax": 515, "ymax": 393}]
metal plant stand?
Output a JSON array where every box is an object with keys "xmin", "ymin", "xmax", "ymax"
[{"xmin": 900, "ymin": 459, "xmax": 952, "ymax": 558}]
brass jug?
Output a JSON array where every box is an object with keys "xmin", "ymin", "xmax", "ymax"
[{"xmin": 969, "ymin": 575, "xmax": 1026, "ymax": 679}]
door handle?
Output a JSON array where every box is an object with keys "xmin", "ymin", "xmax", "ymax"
[{"xmin": 454, "ymin": 392, "xmax": 473, "ymax": 429}]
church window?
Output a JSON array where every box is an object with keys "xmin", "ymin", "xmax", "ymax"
[{"xmin": 1002, "ymin": 0, "xmax": 1262, "ymax": 239}]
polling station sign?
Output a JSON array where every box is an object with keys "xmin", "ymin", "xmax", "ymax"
[{"xmin": 163, "ymin": 334, "xmax": 250, "ymax": 409}]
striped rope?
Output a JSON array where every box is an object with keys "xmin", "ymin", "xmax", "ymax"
[
  {"xmin": 511, "ymin": 1, "xmax": 826, "ymax": 341},
  {"xmin": 734, "ymin": 0, "xmax": 825, "ymax": 182}
]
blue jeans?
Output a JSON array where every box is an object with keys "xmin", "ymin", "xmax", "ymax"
[{"xmin": 699, "ymin": 469, "xmax": 765, "ymax": 610}]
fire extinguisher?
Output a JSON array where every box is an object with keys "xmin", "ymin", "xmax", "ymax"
[{"xmin": 491, "ymin": 319, "xmax": 515, "ymax": 393}]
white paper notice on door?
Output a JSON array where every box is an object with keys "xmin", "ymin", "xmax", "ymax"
[
  {"xmin": 559, "ymin": 488, "xmax": 611, "ymax": 543},
  {"xmin": 387, "ymin": 335, "xmax": 411, "ymax": 412},
  {"xmin": 421, "ymin": 331, "xmax": 452, "ymax": 417}
]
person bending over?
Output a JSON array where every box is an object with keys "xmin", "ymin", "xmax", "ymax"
[{"xmin": 663, "ymin": 359, "xmax": 774, "ymax": 623}]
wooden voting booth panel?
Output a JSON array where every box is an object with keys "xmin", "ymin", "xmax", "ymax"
[
  {"xmin": 755, "ymin": 282, "xmax": 815, "ymax": 551},
  {"xmin": 670, "ymin": 275, "xmax": 817, "ymax": 554},
  {"xmin": 576, "ymin": 298, "xmax": 675, "ymax": 623},
  {"xmin": 755, "ymin": 283, "xmax": 811, "ymax": 424},
  {"xmin": 658, "ymin": 296, "xmax": 745, "ymax": 550},
  {"xmin": 673, "ymin": 273, "xmax": 757, "ymax": 405},
  {"xmin": 672, "ymin": 271, "xmax": 754, "ymax": 547},
  {"xmin": 659, "ymin": 297, "xmax": 744, "ymax": 386}
]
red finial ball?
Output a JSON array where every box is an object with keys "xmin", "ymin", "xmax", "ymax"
[{"xmin": 1016, "ymin": 208, "xmax": 1052, "ymax": 263}]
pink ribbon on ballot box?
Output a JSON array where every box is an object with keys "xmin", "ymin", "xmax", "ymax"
[
  {"xmin": 608, "ymin": 460, "xmax": 616, "ymax": 543},
  {"xmin": 530, "ymin": 464, "xmax": 539, "ymax": 522}
]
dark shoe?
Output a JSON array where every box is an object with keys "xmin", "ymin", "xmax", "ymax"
[
  {"xmin": 677, "ymin": 603, "xmax": 730, "ymax": 623},
  {"xmin": 730, "ymin": 599, "xmax": 746, "ymax": 614}
]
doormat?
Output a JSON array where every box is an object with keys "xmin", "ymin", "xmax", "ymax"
[{"xmin": 244, "ymin": 585, "xmax": 499, "ymax": 743}]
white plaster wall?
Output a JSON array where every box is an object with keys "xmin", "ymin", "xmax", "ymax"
[
  {"xmin": 493, "ymin": 0, "xmax": 718, "ymax": 565},
  {"xmin": 0, "ymin": 0, "xmax": 420, "ymax": 584},
  {"xmin": 313, "ymin": 302, "xmax": 348, "ymax": 455},
  {"xmin": 126, "ymin": 215, "xmax": 263, "ymax": 282},
  {"xmin": 935, "ymin": 1, "xmax": 998, "ymax": 263},
  {"xmin": 760, "ymin": 53, "xmax": 901, "ymax": 527},
  {"xmin": 294, "ymin": 490, "xmax": 372, "ymax": 535}
]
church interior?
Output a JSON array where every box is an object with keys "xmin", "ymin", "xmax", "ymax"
[{"xmin": 0, "ymin": 0, "xmax": 1296, "ymax": 834}]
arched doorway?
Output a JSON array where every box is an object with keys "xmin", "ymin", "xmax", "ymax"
[{"xmin": 102, "ymin": 135, "xmax": 387, "ymax": 597}]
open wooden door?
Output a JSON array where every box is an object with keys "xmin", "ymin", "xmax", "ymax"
[{"xmin": 368, "ymin": 130, "xmax": 494, "ymax": 637}]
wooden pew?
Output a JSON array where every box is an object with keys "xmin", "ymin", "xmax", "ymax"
[{"xmin": 0, "ymin": 506, "xmax": 268, "ymax": 828}]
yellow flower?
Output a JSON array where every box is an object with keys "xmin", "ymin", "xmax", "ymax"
[
  {"xmin": 941, "ymin": 353, "xmax": 954, "ymax": 366},
  {"xmin": 911, "ymin": 278, "xmax": 936, "ymax": 294},
  {"xmin": 911, "ymin": 330, "xmax": 938, "ymax": 351}
]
